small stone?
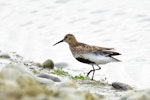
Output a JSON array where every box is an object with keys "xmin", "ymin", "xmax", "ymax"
[
  {"xmin": 42, "ymin": 59, "xmax": 54, "ymax": 69},
  {"xmin": 0, "ymin": 54, "xmax": 10, "ymax": 59},
  {"xmin": 112, "ymin": 82, "xmax": 132, "ymax": 91},
  {"xmin": 37, "ymin": 73, "xmax": 61, "ymax": 82}
]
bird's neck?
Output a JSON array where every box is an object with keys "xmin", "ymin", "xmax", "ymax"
[{"xmin": 68, "ymin": 39, "xmax": 78, "ymax": 47}]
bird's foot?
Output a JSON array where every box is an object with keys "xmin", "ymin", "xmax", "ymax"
[{"xmin": 91, "ymin": 78, "xmax": 94, "ymax": 80}]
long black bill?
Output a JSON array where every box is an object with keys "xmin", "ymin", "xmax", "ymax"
[{"xmin": 53, "ymin": 40, "xmax": 64, "ymax": 46}]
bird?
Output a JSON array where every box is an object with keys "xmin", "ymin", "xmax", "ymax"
[{"xmin": 53, "ymin": 34, "xmax": 121, "ymax": 80}]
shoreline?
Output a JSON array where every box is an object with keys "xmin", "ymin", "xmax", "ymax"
[{"xmin": 0, "ymin": 50, "xmax": 148, "ymax": 100}]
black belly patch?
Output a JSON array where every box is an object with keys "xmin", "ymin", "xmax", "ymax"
[{"xmin": 76, "ymin": 57, "xmax": 95, "ymax": 64}]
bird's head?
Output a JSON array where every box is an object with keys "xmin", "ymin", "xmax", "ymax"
[{"xmin": 53, "ymin": 34, "xmax": 78, "ymax": 46}]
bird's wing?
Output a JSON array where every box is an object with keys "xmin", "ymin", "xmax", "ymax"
[
  {"xmin": 93, "ymin": 46, "xmax": 115, "ymax": 51},
  {"xmin": 92, "ymin": 50, "xmax": 121, "ymax": 57},
  {"xmin": 75, "ymin": 43, "xmax": 114, "ymax": 53},
  {"xmin": 72, "ymin": 43, "xmax": 120, "ymax": 58}
]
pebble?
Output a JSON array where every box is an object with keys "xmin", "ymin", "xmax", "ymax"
[
  {"xmin": 112, "ymin": 82, "xmax": 132, "ymax": 91},
  {"xmin": 0, "ymin": 54, "xmax": 10, "ymax": 59},
  {"xmin": 37, "ymin": 73, "xmax": 61, "ymax": 82},
  {"xmin": 42, "ymin": 59, "xmax": 54, "ymax": 69}
]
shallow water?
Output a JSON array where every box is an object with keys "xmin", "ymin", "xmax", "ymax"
[{"xmin": 0, "ymin": 0, "xmax": 150, "ymax": 89}]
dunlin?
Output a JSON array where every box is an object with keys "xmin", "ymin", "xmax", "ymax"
[{"xmin": 54, "ymin": 34, "xmax": 121, "ymax": 80}]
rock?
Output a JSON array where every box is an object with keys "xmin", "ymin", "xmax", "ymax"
[
  {"xmin": 1, "ymin": 64, "xmax": 35, "ymax": 80},
  {"xmin": 37, "ymin": 73, "xmax": 61, "ymax": 82},
  {"xmin": 50, "ymin": 88, "xmax": 103, "ymax": 100},
  {"xmin": 112, "ymin": 82, "xmax": 133, "ymax": 91},
  {"xmin": 36, "ymin": 77, "xmax": 55, "ymax": 86},
  {"xmin": 0, "ymin": 54, "xmax": 10, "ymax": 59},
  {"xmin": 0, "ymin": 64, "xmax": 50, "ymax": 100},
  {"xmin": 0, "ymin": 63, "xmax": 103, "ymax": 100},
  {"xmin": 120, "ymin": 89, "xmax": 150, "ymax": 100},
  {"xmin": 42, "ymin": 59, "xmax": 54, "ymax": 69}
]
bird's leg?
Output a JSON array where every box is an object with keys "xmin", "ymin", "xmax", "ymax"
[
  {"xmin": 87, "ymin": 65, "xmax": 101, "ymax": 80},
  {"xmin": 91, "ymin": 65, "xmax": 101, "ymax": 80},
  {"xmin": 87, "ymin": 65, "xmax": 95, "ymax": 80},
  {"xmin": 96, "ymin": 65, "xmax": 101, "ymax": 70},
  {"xmin": 91, "ymin": 65, "xmax": 95, "ymax": 80},
  {"xmin": 86, "ymin": 65, "xmax": 94, "ymax": 77},
  {"xmin": 86, "ymin": 70, "xmax": 93, "ymax": 77}
]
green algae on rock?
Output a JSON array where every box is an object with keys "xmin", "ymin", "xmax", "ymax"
[
  {"xmin": 74, "ymin": 75, "xmax": 85, "ymax": 80},
  {"xmin": 53, "ymin": 68, "xmax": 70, "ymax": 76}
]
